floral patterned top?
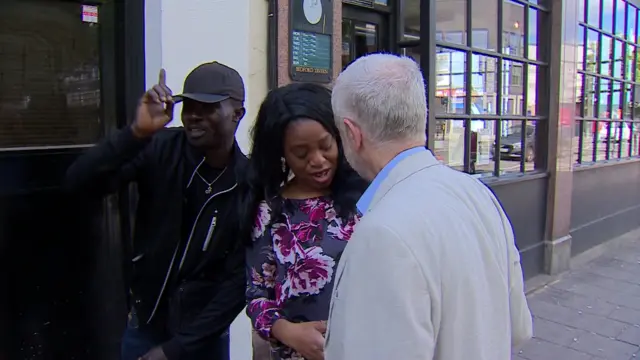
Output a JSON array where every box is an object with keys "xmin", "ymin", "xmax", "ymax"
[{"xmin": 246, "ymin": 196, "xmax": 360, "ymax": 360}]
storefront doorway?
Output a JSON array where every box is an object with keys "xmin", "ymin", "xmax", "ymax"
[
  {"xmin": 0, "ymin": 0, "xmax": 143, "ymax": 358},
  {"xmin": 341, "ymin": 5, "xmax": 390, "ymax": 69}
]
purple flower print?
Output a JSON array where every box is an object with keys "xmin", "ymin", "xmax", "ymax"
[
  {"xmin": 253, "ymin": 201, "xmax": 272, "ymax": 239},
  {"xmin": 248, "ymin": 297, "xmax": 281, "ymax": 338},
  {"xmin": 281, "ymin": 246, "xmax": 335, "ymax": 299},
  {"xmin": 299, "ymin": 198, "xmax": 328, "ymax": 222},
  {"xmin": 262, "ymin": 262, "xmax": 277, "ymax": 288},
  {"xmin": 290, "ymin": 221, "xmax": 318, "ymax": 243},
  {"xmin": 327, "ymin": 215, "xmax": 359, "ymax": 241},
  {"xmin": 271, "ymin": 216, "xmax": 303, "ymax": 264}
]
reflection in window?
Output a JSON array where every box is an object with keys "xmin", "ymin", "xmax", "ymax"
[
  {"xmin": 586, "ymin": 0, "xmax": 600, "ymax": 27},
  {"xmin": 471, "ymin": 54, "xmax": 498, "ymax": 115},
  {"xmin": 435, "ymin": 47, "xmax": 466, "ymax": 114},
  {"xmin": 575, "ymin": 1, "xmax": 640, "ymax": 165},
  {"xmin": 628, "ymin": 4, "xmax": 637, "ymax": 42},
  {"xmin": 0, "ymin": 1, "xmax": 101, "ymax": 149},
  {"xmin": 502, "ymin": 60, "xmax": 525, "ymax": 116},
  {"xmin": 402, "ymin": 0, "xmax": 420, "ymax": 40},
  {"xmin": 503, "ymin": 0, "xmax": 525, "ymax": 57},
  {"xmin": 472, "ymin": 0, "xmax": 498, "ymax": 50},
  {"xmin": 435, "ymin": 0, "xmax": 467, "ymax": 45},
  {"xmin": 499, "ymin": 121, "xmax": 538, "ymax": 174},
  {"xmin": 615, "ymin": 0, "xmax": 626, "ymax": 36},
  {"xmin": 433, "ymin": 0, "xmax": 549, "ymax": 177}
]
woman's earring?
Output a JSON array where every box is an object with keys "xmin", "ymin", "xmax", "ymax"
[{"xmin": 281, "ymin": 157, "xmax": 287, "ymax": 173}]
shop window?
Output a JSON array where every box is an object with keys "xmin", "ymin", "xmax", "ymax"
[
  {"xmin": 0, "ymin": 1, "xmax": 102, "ymax": 149},
  {"xmin": 576, "ymin": 0, "xmax": 640, "ymax": 165},
  {"xmin": 432, "ymin": 0, "xmax": 549, "ymax": 178}
]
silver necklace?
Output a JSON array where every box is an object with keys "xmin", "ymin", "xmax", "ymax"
[{"xmin": 196, "ymin": 166, "xmax": 227, "ymax": 194}]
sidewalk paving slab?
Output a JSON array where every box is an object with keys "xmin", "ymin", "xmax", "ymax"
[{"xmin": 513, "ymin": 232, "xmax": 640, "ymax": 360}]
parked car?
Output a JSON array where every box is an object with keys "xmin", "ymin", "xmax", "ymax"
[{"xmin": 490, "ymin": 125, "xmax": 536, "ymax": 162}]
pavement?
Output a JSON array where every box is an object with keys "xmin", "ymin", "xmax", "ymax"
[{"xmin": 513, "ymin": 230, "xmax": 640, "ymax": 360}]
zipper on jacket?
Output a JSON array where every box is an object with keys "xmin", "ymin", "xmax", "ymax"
[{"xmin": 145, "ymin": 183, "xmax": 238, "ymax": 324}]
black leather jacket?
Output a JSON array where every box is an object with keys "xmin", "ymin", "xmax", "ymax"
[{"xmin": 65, "ymin": 126, "xmax": 247, "ymax": 359}]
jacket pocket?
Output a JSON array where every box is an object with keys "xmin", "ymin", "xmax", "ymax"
[{"xmin": 167, "ymin": 280, "xmax": 215, "ymax": 333}]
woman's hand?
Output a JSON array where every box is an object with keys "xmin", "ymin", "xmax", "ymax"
[{"xmin": 272, "ymin": 319, "xmax": 327, "ymax": 360}]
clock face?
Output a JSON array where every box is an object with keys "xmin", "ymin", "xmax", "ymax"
[{"xmin": 303, "ymin": 0, "xmax": 323, "ymax": 25}]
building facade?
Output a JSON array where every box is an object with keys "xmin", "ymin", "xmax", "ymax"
[
  {"xmin": 274, "ymin": 0, "xmax": 640, "ymax": 275},
  {"xmin": 1, "ymin": 0, "xmax": 640, "ymax": 359}
]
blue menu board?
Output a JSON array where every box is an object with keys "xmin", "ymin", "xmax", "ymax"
[{"xmin": 291, "ymin": 30, "xmax": 332, "ymax": 76}]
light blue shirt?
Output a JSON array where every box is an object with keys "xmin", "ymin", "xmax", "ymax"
[{"xmin": 356, "ymin": 146, "xmax": 427, "ymax": 213}]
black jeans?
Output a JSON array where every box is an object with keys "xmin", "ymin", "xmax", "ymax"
[{"xmin": 120, "ymin": 309, "xmax": 230, "ymax": 360}]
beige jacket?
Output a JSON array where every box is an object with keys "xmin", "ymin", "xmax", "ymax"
[{"xmin": 325, "ymin": 150, "xmax": 532, "ymax": 360}]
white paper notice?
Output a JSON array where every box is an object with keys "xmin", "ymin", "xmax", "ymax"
[{"xmin": 82, "ymin": 5, "xmax": 98, "ymax": 23}]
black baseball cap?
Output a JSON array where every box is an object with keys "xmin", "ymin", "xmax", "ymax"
[{"xmin": 174, "ymin": 61, "xmax": 245, "ymax": 104}]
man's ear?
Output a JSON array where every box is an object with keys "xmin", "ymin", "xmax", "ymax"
[
  {"xmin": 234, "ymin": 107, "xmax": 246, "ymax": 122},
  {"xmin": 343, "ymin": 118, "xmax": 362, "ymax": 150}
]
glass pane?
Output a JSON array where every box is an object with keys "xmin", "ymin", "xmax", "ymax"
[
  {"xmin": 576, "ymin": 73, "xmax": 585, "ymax": 117},
  {"xmin": 612, "ymin": 81, "xmax": 623, "ymax": 120},
  {"xmin": 403, "ymin": 0, "xmax": 420, "ymax": 40},
  {"xmin": 580, "ymin": 121, "xmax": 597, "ymax": 162},
  {"xmin": 631, "ymin": 123, "xmax": 640, "ymax": 156},
  {"xmin": 341, "ymin": 20, "xmax": 354, "ymax": 69},
  {"xmin": 502, "ymin": 0, "xmax": 525, "ymax": 57},
  {"xmin": 0, "ymin": 1, "xmax": 101, "ymax": 148},
  {"xmin": 626, "ymin": 45, "xmax": 636, "ymax": 81},
  {"xmin": 578, "ymin": 0, "xmax": 585, "ymax": 23},
  {"xmin": 502, "ymin": 60, "xmax": 525, "ymax": 116},
  {"xmin": 472, "ymin": 0, "xmax": 498, "ymax": 50},
  {"xmin": 613, "ymin": 40, "xmax": 624, "ymax": 78},
  {"xmin": 601, "ymin": 0, "xmax": 614, "ymax": 34},
  {"xmin": 615, "ymin": 0, "xmax": 626, "ymax": 36},
  {"xmin": 586, "ymin": 0, "xmax": 600, "ymax": 27},
  {"xmin": 623, "ymin": 83, "xmax": 633, "ymax": 119},
  {"xmin": 595, "ymin": 122, "xmax": 607, "ymax": 161},
  {"xmin": 471, "ymin": 54, "xmax": 498, "ymax": 115},
  {"xmin": 577, "ymin": 25, "xmax": 585, "ymax": 71},
  {"xmin": 598, "ymin": 79, "xmax": 611, "ymax": 118},
  {"xmin": 498, "ymin": 120, "xmax": 537, "ymax": 174},
  {"xmin": 601, "ymin": 35, "xmax": 612, "ymax": 76},
  {"xmin": 470, "ymin": 120, "xmax": 496, "ymax": 176},
  {"xmin": 432, "ymin": 119, "xmax": 466, "ymax": 171},
  {"xmin": 401, "ymin": 46, "xmax": 421, "ymax": 64},
  {"xmin": 527, "ymin": 7, "xmax": 540, "ymax": 61},
  {"xmin": 436, "ymin": 0, "xmax": 467, "ymax": 45},
  {"xmin": 635, "ymin": 85, "xmax": 640, "ymax": 119},
  {"xmin": 628, "ymin": 4, "xmax": 637, "ymax": 42},
  {"xmin": 584, "ymin": 75, "xmax": 597, "ymax": 118},
  {"xmin": 354, "ymin": 22, "xmax": 378, "ymax": 58},
  {"xmin": 620, "ymin": 122, "xmax": 633, "ymax": 156},
  {"xmin": 435, "ymin": 47, "xmax": 467, "ymax": 114},
  {"xmin": 585, "ymin": 29, "xmax": 599, "ymax": 73},
  {"xmin": 526, "ymin": 64, "xmax": 538, "ymax": 116}
]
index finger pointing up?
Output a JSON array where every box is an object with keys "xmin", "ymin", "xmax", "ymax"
[{"xmin": 158, "ymin": 68, "xmax": 166, "ymax": 85}]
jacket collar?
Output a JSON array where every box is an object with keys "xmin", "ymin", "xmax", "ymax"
[
  {"xmin": 365, "ymin": 149, "xmax": 440, "ymax": 213},
  {"xmin": 184, "ymin": 138, "xmax": 248, "ymax": 188}
]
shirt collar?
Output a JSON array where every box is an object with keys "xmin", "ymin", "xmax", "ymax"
[{"xmin": 356, "ymin": 146, "xmax": 427, "ymax": 213}]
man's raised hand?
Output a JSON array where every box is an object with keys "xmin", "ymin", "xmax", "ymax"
[{"xmin": 133, "ymin": 69, "xmax": 175, "ymax": 138}]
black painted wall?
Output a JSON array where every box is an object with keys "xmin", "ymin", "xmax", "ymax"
[
  {"xmin": 489, "ymin": 176, "xmax": 548, "ymax": 279},
  {"xmin": 571, "ymin": 161, "xmax": 640, "ymax": 256}
]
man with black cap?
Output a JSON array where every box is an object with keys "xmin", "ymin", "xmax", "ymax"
[{"xmin": 66, "ymin": 62, "xmax": 249, "ymax": 360}]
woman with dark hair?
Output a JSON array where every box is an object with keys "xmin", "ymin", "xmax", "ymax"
[{"xmin": 237, "ymin": 83, "xmax": 367, "ymax": 360}]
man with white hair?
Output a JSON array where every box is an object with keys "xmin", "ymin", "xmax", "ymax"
[{"xmin": 324, "ymin": 53, "xmax": 532, "ymax": 360}]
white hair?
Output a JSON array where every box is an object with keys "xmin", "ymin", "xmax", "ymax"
[{"xmin": 331, "ymin": 53, "xmax": 427, "ymax": 145}]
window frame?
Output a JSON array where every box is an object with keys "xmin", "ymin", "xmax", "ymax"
[{"xmin": 575, "ymin": 0, "xmax": 640, "ymax": 166}]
